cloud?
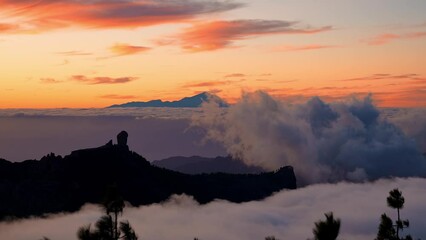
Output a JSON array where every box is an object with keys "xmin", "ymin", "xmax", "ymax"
[
  {"xmin": 1, "ymin": 178, "xmax": 426, "ymax": 240},
  {"xmin": 365, "ymin": 32, "xmax": 426, "ymax": 45},
  {"xmin": 384, "ymin": 108, "xmax": 426, "ymax": 154},
  {"xmin": 184, "ymin": 81, "xmax": 230, "ymax": 88},
  {"xmin": 273, "ymin": 44, "xmax": 337, "ymax": 52},
  {"xmin": 109, "ymin": 43, "xmax": 151, "ymax": 56},
  {"xmin": 224, "ymin": 73, "xmax": 246, "ymax": 78},
  {"xmin": 71, "ymin": 75, "xmax": 137, "ymax": 85},
  {"xmin": 183, "ymin": 79, "xmax": 244, "ymax": 88},
  {"xmin": 40, "ymin": 78, "xmax": 62, "ymax": 84},
  {"xmin": 340, "ymin": 73, "xmax": 424, "ymax": 82},
  {"xmin": 98, "ymin": 94, "xmax": 138, "ymax": 100},
  {"xmin": 192, "ymin": 91, "xmax": 426, "ymax": 184},
  {"xmin": 0, "ymin": 0, "xmax": 243, "ymax": 33},
  {"xmin": 55, "ymin": 51, "xmax": 93, "ymax": 56},
  {"xmin": 0, "ymin": 22, "xmax": 19, "ymax": 33},
  {"xmin": 173, "ymin": 20, "xmax": 332, "ymax": 51}
]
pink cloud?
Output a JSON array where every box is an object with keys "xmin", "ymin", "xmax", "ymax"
[
  {"xmin": 0, "ymin": 0, "xmax": 243, "ymax": 33},
  {"xmin": 174, "ymin": 20, "xmax": 332, "ymax": 52},
  {"xmin": 109, "ymin": 43, "xmax": 151, "ymax": 56},
  {"xmin": 366, "ymin": 32, "xmax": 426, "ymax": 45}
]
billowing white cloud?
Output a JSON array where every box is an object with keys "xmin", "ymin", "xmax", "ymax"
[
  {"xmin": 1, "ymin": 178, "xmax": 425, "ymax": 240},
  {"xmin": 192, "ymin": 91, "xmax": 426, "ymax": 184}
]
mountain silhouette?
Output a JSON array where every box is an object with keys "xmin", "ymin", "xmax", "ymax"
[
  {"xmin": 108, "ymin": 92, "xmax": 228, "ymax": 108},
  {"xmin": 0, "ymin": 131, "xmax": 296, "ymax": 221},
  {"xmin": 152, "ymin": 156, "xmax": 264, "ymax": 174}
]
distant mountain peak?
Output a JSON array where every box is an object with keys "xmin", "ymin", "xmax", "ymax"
[{"xmin": 108, "ymin": 92, "xmax": 228, "ymax": 108}]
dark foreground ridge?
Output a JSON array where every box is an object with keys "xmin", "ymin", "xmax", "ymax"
[
  {"xmin": 152, "ymin": 155, "xmax": 265, "ymax": 174},
  {"xmin": 0, "ymin": 131, "xmax": 296, "ymax": 221}
]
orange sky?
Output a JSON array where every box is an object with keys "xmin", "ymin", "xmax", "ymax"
[{"xmin": 0, "ymin": 0, "xmax": 425, "ymax": 108}]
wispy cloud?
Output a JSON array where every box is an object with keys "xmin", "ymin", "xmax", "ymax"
[
  {"xmin": 365, "ymin": 32, "xmax": 426, "ymax": 45},
  {"xmin": 340, "ymin": 73, "xmax": 424, "ymax": 82},
  {"xmin": 71, "ymin": 75, "xmax": 137, "ymax": 85},
  {"xmin": 273, "ymin": 44, "xmax": 337, "ymax": 52},
  {"xmin": 224, "ymin": 73, "xmax": 246, "ymax": 78},
  {"xmin": 40, "ymin": 78, "xmax": 63, "ymax": 84},
  {"xmin": 55, "ymin": 51, "xmax": 93, "ymax": 56},
  {"xmin": 0, "ymin": 0, "xmax": 243, "ymax": 33},
  {"xmin": 171, "ymin": 20, "xmax": 332, "ymax": 52},
  {"xmin": 0, "ymin": 22, "xmax": 19, "ymax": 33},
  {"xmin": 109, "ymin": 43, "xmax": 151, "ymax": 56},
  {"xmin": 184, "ymin": 81, "xmax": 228, "ymax": 88}
]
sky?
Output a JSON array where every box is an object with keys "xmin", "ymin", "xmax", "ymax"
[{"xmin": 1, "ymin": 0, "xmax": 426, "ymax": 108}]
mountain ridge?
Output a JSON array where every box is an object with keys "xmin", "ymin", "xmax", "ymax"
[
  {"xmin": 0, "ymin": 131, "xmax": 296, "ymax": 221},
  {"xmin": 152, "ymin": 155, "xmax": 264, "ymax": 174},
  {"xmin": 108, "ymin": 92, "xmax": 228, "ymax": 108}
]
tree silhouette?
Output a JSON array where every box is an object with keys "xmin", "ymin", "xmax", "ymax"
[
  {"xmin": 387, "ymin": 189, "xmax": 409, "ymax": 239},
  {"xmin": 376, "ymin": 189, "xmax": 413, "ymax": 240},
  {"xmin": 265, "ymin": 236, "xmax": 278, "ymax": 240},
  {"xmin": 77, "ymin": 225, "xmax": 99, "ymax": 240},
  {"xmin": 102, "ymin": 184, "xmax": 125, "ymax": 240},
  {"xmin": 376, "ymin": 214, "xmax": 397, "ymax": 240},
  {"xmin": 77, "ymin": 184, "xmax": 138, "ymax": 240},
  {"xmin": 313, "ymin": 212, "xmax": 340, "ymax": 240},
  {"xmin": 120, "ymin": 221, "xmax": 138, "ymax": 240}
]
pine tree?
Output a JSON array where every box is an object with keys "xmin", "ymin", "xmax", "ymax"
[
  {"xmin": 313, "ymin": 212, "xmax": 340, "ymax": 240},
  {"xmin": 77, "ymin": 184, "xmax": 138, "ymax": 240},
  {"xmin": 376, "ymin": 188, "xmax": 413, "ymax": 240}
]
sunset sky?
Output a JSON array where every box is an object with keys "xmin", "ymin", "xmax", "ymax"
[{"xmin": 1, "ymin": 0, "xmax": 425, "ymax": 108}]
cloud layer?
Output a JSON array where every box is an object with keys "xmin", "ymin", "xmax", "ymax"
[
  {"xmin": 1, "ymin": 178, "xmax": 425, "ymax": 240},
  {"xmin": 192, "ymin": 91, "xmax": 426, "ymax": 184},
  {"xmin": 366, "ymin": 31, "xmax": 426, "ymax": 45},
  {"xmin": 109, "ymin": 43, "xmax": 151, "ymax": 56},
  {"xmin": 175, "ymin": 20, "xmax": 332, "ymax": 51},
  {"xmin": 0, "ymin": 0, "xmax": 243, "ymax": 33}
]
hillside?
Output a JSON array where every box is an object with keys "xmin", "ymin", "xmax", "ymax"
[
  {"xmin": 152, "ymin": 155, "xmax": 264, "ymax": 174},
  {"xmin": 0, "ymin": 131, "xmax": 296, "ymax": 220}
]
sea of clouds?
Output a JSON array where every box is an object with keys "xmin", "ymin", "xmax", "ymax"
[
  {"xmin": 1, "ymin": 178, "xmax": 425, "ymax": 240},
  {"xmin": 1, "ymin": 93, "xmax": 426, "ymax": 239}
]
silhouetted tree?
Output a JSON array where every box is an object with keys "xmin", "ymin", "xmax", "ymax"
[
  {"xmin": 77, "ymin": 225, "xmax": 99, "ymax": 240},
  {"xmin": 77, "ymin": 185, "xmax": 138, "ymax": 240},
  {"xmin": 102, "ymin": 184, "xmax": 125, "ymax": 240},
  {"xmin": 265, "ymin": 236, "xmax": 278, "ymax": 240},
  {"xmin": 313, "ymin": 212, "xmax": 340, "ymax": 240},
  {"xmin": 120, "ymin": 221, "xmax": 138, "ymax": 240},
  {"xmin": 387, "ymin": 189, "xmax": 410, "ymax": 239},
  {"xmin": 376, "ymin": 214, "xmax": 397, "ymax": 240},
  {"xmin": 376, "ymin": 189, "xmax": 413, "ymax": 240}
]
